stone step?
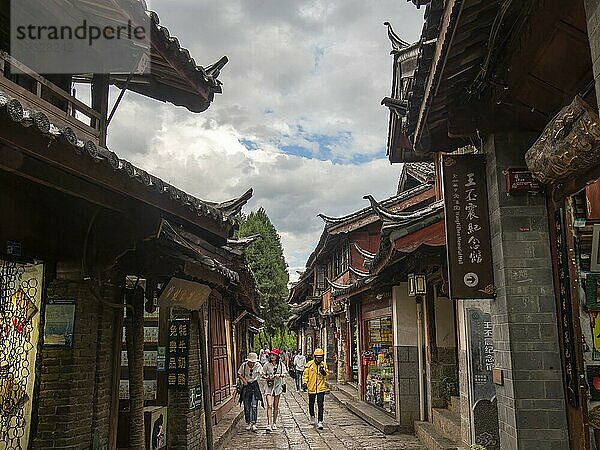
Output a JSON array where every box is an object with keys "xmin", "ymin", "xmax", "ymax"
[
  {"xmin": 338, "ymin": 382, "xmax": 359, "ymax": 401},
  {"xmin": 328, "ymin": 381, "xmax": 359, "ymax": 401},
  {"xmin": 448, "ymin": 396, "xmax": 461, "ymax": 415},
  {"xmin": 415, "ymin": 421, "xmax": 460, "ymax": 450},
  {"xmin": 345, "ymin": 400, "xmax": 400, "ymax": 435},
  {"xmin": 432, "ymin": 408, "xmax": 461, "ymax": 440},
  {"xmin": 329, "ymin": 389, "xmax": 351, "ymax": 407}
]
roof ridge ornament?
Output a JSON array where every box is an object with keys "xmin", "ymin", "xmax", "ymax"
[
  {"xmin": 383, "ymin": 21, "xmax": 410, "ymax": 54},
  {"xmin": 227, "ymin": 234, "xmax": 262, "ymax": 248},
  {"xmin": 363, "ymin": 194, "xmax": 444, "ymax": 227},
  {"xmin": 352, "ymin": 242, "xmax": 376, "ymax": 260},
  {"xmin": 204, "ymin": 56, "xmax": 229, "ymax": 80},
  {"xmin": 349, "ymin": 266, "xmax": 370, "ymax": 278},
  {"xmin": 205, "ymin": 188, "xmax": 253, "ymax": 220},
  {"xmin": 326, "ymin": 277, "xmax": 353, "ymax": 290},
  {"xmin": 381, "ymin": 96, "xmax": 408, "ymax": 116}
]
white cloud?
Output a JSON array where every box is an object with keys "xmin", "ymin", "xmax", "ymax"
[{"xmin": 108, "ymin": 0, "xmax": 424, "ymax": 279}]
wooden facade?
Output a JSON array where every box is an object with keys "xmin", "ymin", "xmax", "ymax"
[{"xmin": 0, "ymin": 3, "xmax": 259, "ymax": 449}]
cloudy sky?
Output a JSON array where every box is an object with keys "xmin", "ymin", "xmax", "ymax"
[{"xmin": 107, "ymin": 0, "xmax": 424, "ymax": 280}]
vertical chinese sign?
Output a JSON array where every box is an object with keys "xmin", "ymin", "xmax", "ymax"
[
  {"xmin": 467, "ymin": 308, "xmax": 499, "ymax": 449},
  {"xmin": 442, "ymin": 154, "xmax": 495, "ymax": 299},
  {"xmin": 167, "ymin": 319, "xmax": 189, "ymax": 387}
]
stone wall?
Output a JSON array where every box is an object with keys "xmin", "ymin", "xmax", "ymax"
[
  {"xmin": 33, "ymin": 280, "xmax": 119, "ymax": 450},
  {"xmin": 392, "ymin": 284, "xmax": 421, "ymax": 431},
  {"xmin": 486, "ymin": 133, "xmax": 569, "ymax": 450},
  {"xmin": 396, "ymin": 345, "xmax": 420, "ymax": 432}
]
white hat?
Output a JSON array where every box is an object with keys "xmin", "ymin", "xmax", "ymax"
[{"xmin": 246, "ymin": 352, "xmax": 258, "ymax": 362}]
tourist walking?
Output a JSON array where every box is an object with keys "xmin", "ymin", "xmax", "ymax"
[
  {"xmin": 293, "ymin": 350, "xmax": 306, "ymax": 392},
  {"xmin": 259, "ymin": 344, "xmax": 270, "ymax": 365},
  {"xmin": 262, "ymin": 348, "xmax": 288, "ymax": 432},
  {"xmin": 237, "ymin": 352, "xmax": 264, "ymax": 432},
  {"xmin": 302, "ymin": 348, "xmax": 329, "ymax": 430}
]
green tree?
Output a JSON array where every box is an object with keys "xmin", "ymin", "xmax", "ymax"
[{"xmin": 237, "ymin": 207, "xmax": 291, "ymax": 347}]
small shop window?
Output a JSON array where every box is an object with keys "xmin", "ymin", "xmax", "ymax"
[{"xmin": 364, "ymin": 317, "xmax": 394, "ymax": 415}]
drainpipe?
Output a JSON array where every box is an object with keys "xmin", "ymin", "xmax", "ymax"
[{"xmin": 416, "ymin": 296, "xmax": 426, "ymax": 422}]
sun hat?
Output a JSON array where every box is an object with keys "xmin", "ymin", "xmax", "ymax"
[
  {"xmin": 246, "ymin": 352, "xmax": 258, "ymax": 362},
  {"xmin": 314, "ymin": 348, "xmax": 324, "ymax": 356},
  {"xmin": 270, "ymin": 348, "xmax": 282, "ymax": 356}
]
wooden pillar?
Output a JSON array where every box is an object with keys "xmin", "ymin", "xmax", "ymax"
[{"xmin": 91, "ymin": 74, "xmax": 109, "ymax": 147}]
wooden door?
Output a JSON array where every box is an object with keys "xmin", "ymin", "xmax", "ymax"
[{"xmin": 209, "ymin": 295, "xmax": 231, "ymax": 408}]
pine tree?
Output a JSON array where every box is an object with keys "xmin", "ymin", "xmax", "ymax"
[{"xmin": 236, "ymin": 208, "xmax": 290, "ymax": 346}]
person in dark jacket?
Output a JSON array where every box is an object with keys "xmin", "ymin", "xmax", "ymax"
[{"xmin": 237, "ymin": 352, "xmax": 264, "ymax": 432}]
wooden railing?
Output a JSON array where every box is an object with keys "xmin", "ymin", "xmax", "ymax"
[{"xmin": 0, "ymin": 51, "xmax": 102, "ymax": 143}]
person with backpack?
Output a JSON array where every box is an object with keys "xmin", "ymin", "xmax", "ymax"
[
  {"xmin": 237, "ymin": 352, "xmax": 264, "ymax": 432},
  {"xmin": 261, "ymin": 347, "xmax": 288, "ymax": 432},
  {"xmin": 302, "ymin": 348, "xmax": 329, "ymax": 430}
]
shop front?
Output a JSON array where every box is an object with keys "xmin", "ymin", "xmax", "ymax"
[
  {"xmin": 526, "ymin": 95, "xmax": 600, "ymax": 449},
  {"xmin": 361, "ymin": 295, "xmax": 395, "ymax": 416}
]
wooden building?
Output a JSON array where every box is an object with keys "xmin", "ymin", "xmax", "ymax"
[
  {"xmin": 0, "ymin": 2, "xmax": 258, "ymax": 449},
  {"xmin": 397, "ymin": 0, "xmax": 600, "ymax": 448},
  {"xmin": 288, "ymin": 162, "xmax": 452, "ymax": 433}
]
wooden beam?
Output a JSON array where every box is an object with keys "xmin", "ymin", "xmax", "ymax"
[{"xmin": 0, "ymin": 144, "xmax": 128, "ymax": 213}]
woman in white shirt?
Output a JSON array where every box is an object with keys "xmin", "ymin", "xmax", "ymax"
[{"xmin": 261, "ymin": 348, "xmax": 288, "ymax": 432}]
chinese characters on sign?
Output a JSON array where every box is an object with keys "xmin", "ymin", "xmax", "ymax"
[
  {"xmin": 189, "ymin": 386, "xmax": 202, "ymax": 410},
  {"xmin": 468, "ymin": 309, "xmax": 495, "ymax": 393},
  {"xmin": 504, "ymin": 168, "xmax": 542, "ymax": 194},
  {"xmin": 442, "ymin": 154, "xmax": 495, "ymax": 299},
  {"xmin": 467, "ymin": 308, "xmax": 500, "ymax": 449},
  {"xmin": 167, "ymin": 319, "xmax": 190, "ymax": 387}
]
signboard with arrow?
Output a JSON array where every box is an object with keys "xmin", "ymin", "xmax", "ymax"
[{"xmin": 441, "ymin": 153, "xmax": 495, "ymax": 299}]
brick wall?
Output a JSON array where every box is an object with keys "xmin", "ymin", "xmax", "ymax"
[
  {"xmin": 33, "ymin": 280, "xmax": 119, "ymax": 450},
  {"xmin": 168, "ymin": 309, "xmax": 206, "ymax": 450},
  {"xmin": 396, "ymin": 345, "xmax": 420, "ymax": 432},
  {"xmin": 486, "ymin": 133, "xmax": 569, "ymax": 450}
]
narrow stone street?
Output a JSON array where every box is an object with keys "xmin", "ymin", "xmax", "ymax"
[{"xmin": 221, "ymin": 384, "xmax": 424, "ymax": 449}]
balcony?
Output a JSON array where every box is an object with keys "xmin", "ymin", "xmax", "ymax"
[{"xmin": 0, "ymin": 51, "xmax": 102, "ymax": 145}]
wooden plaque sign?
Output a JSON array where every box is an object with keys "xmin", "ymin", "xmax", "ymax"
[
  {"xmin": 442, "ymin": 154, "xmax": 495, "ymax": 299},
  {"xmin": 504, "ymin": 168, "xmax": 542, "ymax": 194}
]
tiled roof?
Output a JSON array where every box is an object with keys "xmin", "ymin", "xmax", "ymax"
[
  {"xmin": 95, "ymin": 3, "xmax": 229, "ymax": 112},
  {"xmin": 0, "ymin": 90, "xmax": 251, "ymax": 230},
  {"xmin": 317, "ymin": 183, "xmax": 432, "ymax": 230}
]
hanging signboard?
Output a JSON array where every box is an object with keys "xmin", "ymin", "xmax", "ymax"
[
  {"xmin": 503, "ymin": 168, "xmax": 542, "ymax": 194},
  {"xmin": 167, "ymin": 319, "xmax": 190, "ymax": 388},
  {"xmin": 442, "ymin": 154, "xmax": 495, "ymax": 299}
]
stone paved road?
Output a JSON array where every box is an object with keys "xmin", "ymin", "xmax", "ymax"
[{"xmin": 222, "ymin": 384, "xmax": 424, "ymax": 449}]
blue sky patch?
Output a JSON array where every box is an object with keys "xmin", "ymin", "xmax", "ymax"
[{"xmin": 239, "ymin": 138, "xmax": 259, "ymax": 151}]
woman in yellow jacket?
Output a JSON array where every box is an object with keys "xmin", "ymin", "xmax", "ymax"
[{"xmin": 302, "ymin": 348, "xmax": 329, "ymax": 429}]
